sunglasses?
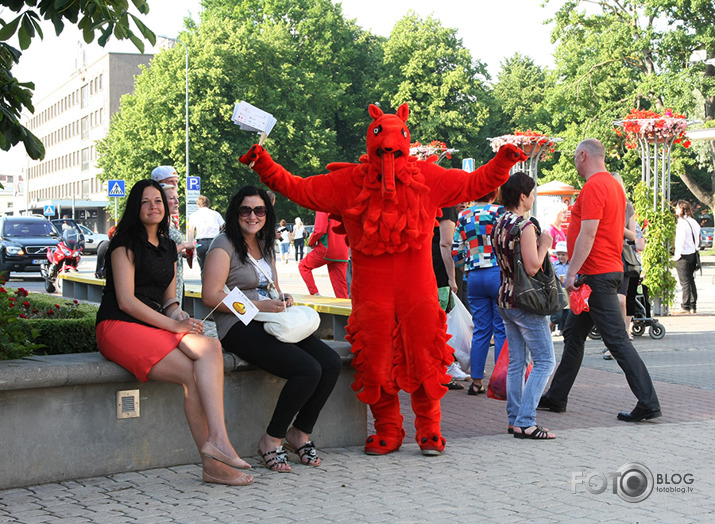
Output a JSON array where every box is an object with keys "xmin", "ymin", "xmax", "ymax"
[{"xmin": 239, "ymin": 205, "xmax": 267, "ymax": 218}]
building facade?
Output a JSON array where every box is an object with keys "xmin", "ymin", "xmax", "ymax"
[{"xmin": 22, "ymin": 52, "xmax": 152, "ymax": 232}]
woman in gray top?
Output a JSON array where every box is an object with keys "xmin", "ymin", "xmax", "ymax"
[{"xmin": 202, "ymin": 186, "xmax": 341, "ymax": 473}]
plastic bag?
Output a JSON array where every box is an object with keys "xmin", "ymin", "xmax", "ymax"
[
  {"xmin": 487, "ymin": 340, "xmax": 533, "ymax": 401},
  {"xmin": 446, "ymin": 292, "xmax": 473, "ymax": 372},
  {"xmin": 569, "ymin": 283, "xmax": 592, "ymax": 315}
]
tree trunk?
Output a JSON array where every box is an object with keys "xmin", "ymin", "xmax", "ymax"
[{"xmin": 679, "ymin": 167, "xmax": 715, "ymax": 213}]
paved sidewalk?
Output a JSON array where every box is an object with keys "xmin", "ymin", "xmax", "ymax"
[{"xmin": 1, "ymin": 261, "xmax": 713, "ymax": 522}]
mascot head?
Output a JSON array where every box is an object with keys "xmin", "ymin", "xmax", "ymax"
[{"xmin": 367, "ymin": 104, "xmax": 411, "ymax": 199}]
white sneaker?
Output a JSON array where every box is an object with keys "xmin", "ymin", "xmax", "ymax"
[{"xmin": 447, "ymin": 362, "xmax": 470, "ymax": 381}]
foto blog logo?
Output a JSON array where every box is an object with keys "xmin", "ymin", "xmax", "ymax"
[{"xmin": 572, "ymin": 462, "xmax": 694, "ymax": 502}]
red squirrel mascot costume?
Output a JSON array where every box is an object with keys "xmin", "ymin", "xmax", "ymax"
[{"xmin": 240, "ymin": 103, "xmax": 526, "ymax": 455}]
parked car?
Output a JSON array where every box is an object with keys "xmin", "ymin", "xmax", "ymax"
[
  {"xmin": 700, "ymin": 227, "xmax": 713, "ymax": 250},
  {"xmin": 0, "ymin": 216, "xmax": 62, "ymax": 274},
  {"xmin": 76, "ymin": 224, "xmax": 109, "ymax": 254}
]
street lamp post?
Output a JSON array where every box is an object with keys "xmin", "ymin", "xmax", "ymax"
[{"xmin": 159, "ymin": 35, "xmax": 189, "ymax": 182}]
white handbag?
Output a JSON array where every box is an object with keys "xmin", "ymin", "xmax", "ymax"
[
  {"xmin": 255, "ymin": 306, "xmax": 321, "ymax": 343},
  {"xmin": 247, "ymin": 254, "xmax": 320, "ymax": 343}
]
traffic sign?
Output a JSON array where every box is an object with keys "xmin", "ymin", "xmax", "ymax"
[
  {"xmin": 43, "ymin": 205, "xmax": 55, "ymax": 216},
  {"xmin": 108, "ymin": 180, "xmax": 125, "ymax": 197},
  {"xmin": 462, "ymin": 158, "xmax": 475, "ymax": 172},
  {"xmin": 187, "ymin": 176, "xmax": 201, "ymax": 192}
]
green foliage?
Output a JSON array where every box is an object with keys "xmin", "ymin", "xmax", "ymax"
[
  {"xmin": 0, "ymin": 281, "xmax": 41, "ymax": 360},
  {"xmin": 98, "ymin": 0, "xmax": 383, "ymax": 222},
  {"xmin": 633, "ymin": 182, "xmax": 677, "ymax": 306},
  {"xmin": 377, "ymin": 12, "xmax": 491, "ymax": 165},
  {"xmin": 0, "ymin": 0, "xmax": 155, "ymax": 159},
  {"xmin": 0, "ymin": 286, "xmax": 98, "ymax": 359}
]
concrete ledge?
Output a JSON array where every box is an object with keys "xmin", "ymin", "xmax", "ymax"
[{"xmin": 0, "ymin": 342, "xmax": 365, "ymax": 489}]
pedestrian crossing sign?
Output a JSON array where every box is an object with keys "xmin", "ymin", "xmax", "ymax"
[{"xmin": 108, "ymin": 180, "xmax": 125, "ymax": 197}]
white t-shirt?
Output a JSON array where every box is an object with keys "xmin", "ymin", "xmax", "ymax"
[
  {"xmin": 674, "ymin": 216, "xmax": 701, "ymax": 259},
  {"xmin": 189, "ymin": 207, "xmax": 225, "ymax": 239}
]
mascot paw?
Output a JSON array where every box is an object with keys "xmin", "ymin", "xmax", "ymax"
[
  {"xmin": 364, "ymin": 434, "xmax": 403, "ymax": 455},
  {"xmin": 499, "ymin": 143, "xmax": 528, "ymax": 163},
  {"xmin": 418, "ymin": 434, "xmax": 446, "ymax": 456},
  {"xmin": 238, "ymin": 144, "xmax": 265, "ymax": 167}
]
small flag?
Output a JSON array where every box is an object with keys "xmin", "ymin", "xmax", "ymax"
[{"xmin": 222, "ymin": 287, "xmax": 259, "ymax": 325}]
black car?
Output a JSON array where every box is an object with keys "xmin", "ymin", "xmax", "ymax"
[{"xmin": 0, "ymin": 216, "xmax": 62, "ymax": 274}]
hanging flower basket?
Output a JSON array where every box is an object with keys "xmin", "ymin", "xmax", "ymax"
[
  {"xmin": 410, "ymin": 140, "xmax": 452, "ymax": 161},
  {"xmin": 614, "ymin": 109, "xmax": 692, "ymax": 150},
  {"xmin": 488, "ymin": 130, "xmax": 557, "ymax": 161}
]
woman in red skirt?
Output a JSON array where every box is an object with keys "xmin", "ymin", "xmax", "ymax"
[{"xmin": 95, "ymin": 179, "xmax": 252, "ymax": 487}]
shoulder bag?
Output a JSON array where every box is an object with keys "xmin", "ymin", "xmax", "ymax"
[
  {"xmin": 686, "ymin": 221, "xmax": 702, "ymax": 274},
  {"xmin": 509, "ymin": 220, "xmax": 567, "ymax": 316},
  {"xmin": 622, "ymin": 242, "xmax": 642, "ymax": 277},
  {"xmin": 246, "ymin": 254, "xmax": 320, "ymax": 343}
]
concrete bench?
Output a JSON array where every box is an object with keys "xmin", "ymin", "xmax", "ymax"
[
  {"xmin": 59, "ymin": 273, "xmax": 353, "ymax": 340},
  {"xmin": 0, "ymin": 344, "xmax": 365, "ymax": 489}
]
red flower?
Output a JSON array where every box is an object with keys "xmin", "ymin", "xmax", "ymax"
[
  {"xmin": 8, "ymin": 304, "xmax": 14, "ymax": 308},
  {"xmin": 22, "ymin": 301, "xmax": 30, "ymax": 308},
  {"xmin": 8, "ymin": 297, "xmax": 16, "ymax": 302},
  {"xmin": 19, "ymin": 314, "xmax": 27, "ymax": 319},
  {"xmin": 0, "ymin": 287, "xmax": 6, "ymax": 294},
  {"xmin": 16, "ymin": 288, "xmax": 28, "ymax": 297},
  {"xmin": 46, "ymin": 310, "xmax": 55, "ymax": 316},
  {"xmin": 54, "ymin": 304, "xmax": 61, "ymax": 309},
  {"xmin": 683, "ymin": 140, "xmax": 691, "ymax": 148},
  {"xmin": 32, "ymin": 308, "xmax": 39, "ymax": 314},
  {"xmin": 73, "ymin": 300, "xmax": 79, "ymax": 305}
]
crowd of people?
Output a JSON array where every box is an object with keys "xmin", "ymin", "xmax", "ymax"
[{"xmin": 94, "ymin": 136, "xmax": 703, "ymax": 484}]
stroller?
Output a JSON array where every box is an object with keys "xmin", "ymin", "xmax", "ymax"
[{"xmin": 588, "ymin": 280, "xmax": 666, "ymax": 340}]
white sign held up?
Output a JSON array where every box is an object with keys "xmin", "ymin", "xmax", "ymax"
[{"xmin": 232, "ymin": 101, "xmax": 276, "ymax": 137}]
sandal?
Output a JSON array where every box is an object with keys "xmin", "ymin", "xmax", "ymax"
[
  {"xmin": 468, "ymin": 383, "xmax": 486, "ymax": 396},
  {"xmin": 285, "ymin": 440, "xmax": 321, "ymax": 467},
  {"xmin": 258, "ymin": 446, "xmax": 291, "ymax": 472},
  {"xmin": 513, "ymin": 425, "xmax": 556, "ymax": 440}
]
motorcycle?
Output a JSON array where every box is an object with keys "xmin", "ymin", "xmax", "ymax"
[{"xmin": 41, "ymin": 226, "xmax": 82, "ymax": 293}]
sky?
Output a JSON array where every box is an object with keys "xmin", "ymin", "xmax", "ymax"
[{"xmin": 1, "ymin": 0, "xmax": 562, "ymax": 173}]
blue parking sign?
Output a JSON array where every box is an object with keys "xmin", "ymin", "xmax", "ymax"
[
  {"xmin": 43, "ymin": 205, "xmax": 55, "ymax": 216},
  {"xmin": 187, "ymin": 176, "xmax": 201, "ymax": 192}
]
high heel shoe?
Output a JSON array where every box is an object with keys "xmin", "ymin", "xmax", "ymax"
[
  {"xmin": 202, "ymin": 470, "xmax": 253, "ymax": 486},
  {"xmin": 200, "ymin": 442, "xmax": 251, "ymax": 470}
]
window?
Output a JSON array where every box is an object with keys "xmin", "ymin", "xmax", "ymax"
[
  {"xmin": 81, "ymin": 116, "xmax": 89, "ymax": 140},
  {"xmin": 82, "ymin": 148, "xmax": 89, "ymax": 171},
  {"xmin": 81, "ymin": 84, "xmax": 89, "ymax": 108}
]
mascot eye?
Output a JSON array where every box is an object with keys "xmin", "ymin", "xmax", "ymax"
[
  {"xmin": 373, "ymin": 125, "xmax": 382, "ymax": 136},
  {"xmin": 401, "ymin": 128, "xmax": 407, "ymax": 138}
]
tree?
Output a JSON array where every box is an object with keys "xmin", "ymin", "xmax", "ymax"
[
  {"xmin": 542, "ymin": 0, "xmax": 715, "ymax": 210},
  {"xmin": 0, "ymin": 0, "xmax": 155, "ymax": 159},
  {"xmin": 97, "ymin": 0, "xmax": 382, "ymax": 222},
  {"xmin": 376, "ymin": 12, "xmax": 491, "ymax": 165}
]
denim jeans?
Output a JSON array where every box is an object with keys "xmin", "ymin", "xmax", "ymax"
[
  {"xmin": 544, "ymin": 272, "xmax": 660, "ymax": 411},
  {"xmin": 468, "ymin": 266, "xmax": 506, "ymax": 380},
  {"xmin": 498, "ymin": 307, "xmax": 555, "ymax": 428}
]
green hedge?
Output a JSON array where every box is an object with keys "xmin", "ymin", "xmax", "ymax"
[{"xmin": 26, "ymin": 316, "xmax": 97, "ymax": 355}]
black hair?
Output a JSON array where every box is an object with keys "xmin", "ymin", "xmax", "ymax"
[
  {"xmin": 109, "ymin": 179, "xmax": 170, "ymax": 268},
  {"xmin": 499, "ymin": 171, "xmax": 535, "ymax": 210},
  {"xmin": 225, "ymin": 185, "xmax": 276, "ymax": 263}
]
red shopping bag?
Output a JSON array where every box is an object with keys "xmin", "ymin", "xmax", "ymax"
[
  {"xmin": 569, "ymin": 283, "xmax": 591, "ymax": 315},
  {"xmin": 487, "ymin": 340, "xmax": 533, "ymax": 401}
]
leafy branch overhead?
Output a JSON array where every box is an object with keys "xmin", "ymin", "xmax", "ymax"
[{"xmin": 0, "ymin": 0, "xmax": 156, "ymax": 159}]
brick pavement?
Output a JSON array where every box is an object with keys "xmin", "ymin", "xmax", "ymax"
[{"xmin": 0, "ymin": 261, "xmax": 713, "ymax": 522}]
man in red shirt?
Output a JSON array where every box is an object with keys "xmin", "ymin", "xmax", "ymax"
[{"xmin": 538, "ymin": 139, "xmax": 661, "ymax": 422}]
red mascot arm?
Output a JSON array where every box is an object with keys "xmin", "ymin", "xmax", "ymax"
[
  {"xmin": 427, "ymin": 143, "xmax": 527, "ymax": 207},
  {"xmin": 308, "ymin": 211, "xmax": 329, "ymax": 247},
  {"xmin": 239, "ymin": 145, "xmax": 349, "ymax": 215}
]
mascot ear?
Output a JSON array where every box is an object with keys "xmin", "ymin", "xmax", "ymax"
[
  {"xmin": 369, "ymin": 104, "xmax": 384, "ymax": 121},
  {"xmin": 396, "ymin": 103, "xmax": 409, "ymax": 122}
]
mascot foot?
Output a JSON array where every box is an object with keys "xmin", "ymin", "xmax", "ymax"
[
  {"xmin": 418, "ymin": 434, "xmax": 446, "ymax": 456},
  {"xmin": 364, "ymin": 434, "xmax": 403, "ymax": 455}
]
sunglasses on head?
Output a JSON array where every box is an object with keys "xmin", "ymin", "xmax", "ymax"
[{"xmin": 239, "ymin": 205, "xmax": 267, "ymax": 218}]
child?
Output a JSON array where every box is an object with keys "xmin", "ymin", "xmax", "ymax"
[{"xmin": 550, "ymin": 241, "xmax": 569, "ymax": 336}]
